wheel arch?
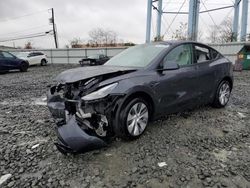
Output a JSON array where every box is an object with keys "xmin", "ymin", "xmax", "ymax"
[
  {"xmin": 221, "ymin": 76, "xmax": 233, "ymax": 90},
  {"xmin": 40, "ymin": 58, "xmax": 47, "ymax": 65},
  {"xmin": 121, "ymin": 91, "xmax": 155, "ymax": 119},
  {"xmin": 20, "ymin": 60, "xmax": 29, "ymax": 66}
]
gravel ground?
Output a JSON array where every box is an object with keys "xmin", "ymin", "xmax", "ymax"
[{"xmin": 0, "ymin": 64, "xmax": 249, "ymax": 188}]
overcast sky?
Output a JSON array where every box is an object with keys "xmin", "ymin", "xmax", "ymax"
[{"xmin": 0, "ymin": 0, "xmax": 249, "ymax": 49}]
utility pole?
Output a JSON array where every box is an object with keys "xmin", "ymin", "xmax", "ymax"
[
  {"xmin": 51, "ymin": 8, "xmax": 58, "ymax": 48},
  {"xmin": 146, "ymin": 0, "xmax": 152, "ymax": 43},
  {"xmin": 188, "ymin": 0, "xmax": 200, "ymax": 41},
  {"xmin": 232, "ymin": 0, "xmax": 240, "ymax": 41},
  {"xmin": 156, "ymin": 0, "xmax": 163, "ymax": 41},
  {"xmin": 240, "ymin": 0, "xmax": 248, "ymax": 41}
]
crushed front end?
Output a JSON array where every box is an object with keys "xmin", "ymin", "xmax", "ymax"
[{"xmin": 47, "ymin": 76, "xmax": 123, "ymax": 154}]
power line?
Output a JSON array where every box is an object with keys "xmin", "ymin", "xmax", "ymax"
[
  {"xmin": 163, "ymin": 0, "xmax": 187, "ymax": 36},
  {"xmin": 0, "ymin": 25, "xmax": 50, "ymax": 37},
  {"xmin": 200, "ymin": 0, "xmax": 219, "ymax": 29},
  {"xmin": 161, "ymin": 16, "xmax": 175, "ymax": 34},
  {"xmin": 0, "ymin": 9, "xmax": 50, "ymax": 23},
  {"xmin": 0, "ymin": 31, "xmax": 52, "ymax": 42}
]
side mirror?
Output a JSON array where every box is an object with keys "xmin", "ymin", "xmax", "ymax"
[
  {"xmin": 164, "ymin": 61, "xmax": 180, "ymax": 70},
  {"xmin": 158, "ymin": 61, "xmax": 180, "ymax": 71}
]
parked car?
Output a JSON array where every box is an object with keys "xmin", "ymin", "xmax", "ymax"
[
  {"xmin": 47, "ymin": 41, "xmax": 233, "ymax": 154},
  {"xmin": 79, "ymin": 54, "xmax": 109, "ymax": 66},
  {"xmin": 0, "ymin": 51, "xmax": 29, "ymax": 72},
  {"xmin": 16, "ymin": 51, "xmax": 47, "ymax": 66}
]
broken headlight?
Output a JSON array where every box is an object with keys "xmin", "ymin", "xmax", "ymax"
[{"xmin": 81, "ymin": 83, "xmax": 118, "ymax": 101}]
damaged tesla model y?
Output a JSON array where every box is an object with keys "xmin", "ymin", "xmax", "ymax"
[{"xmin": 47, "ymin": 41, "xmax": 233, "ymax": 154}]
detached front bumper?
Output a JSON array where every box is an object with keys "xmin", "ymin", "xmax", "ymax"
[
  {"xmin": 47, "ymin": 86, "xmax": 108, "ymax": 154},
  {"xmin": 55, "ymin": 116, "xmax": 107, "ymax": 154}
]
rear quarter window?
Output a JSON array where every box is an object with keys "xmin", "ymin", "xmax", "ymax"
[{"xmin": 210, "ymin": 49, "xmax": 221, "ymax": 59}]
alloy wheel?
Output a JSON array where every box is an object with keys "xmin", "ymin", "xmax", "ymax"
[
  {"xmin": 126, "ymin": 102, "xmax": 148, "ymax": 136},
  {"xmin": 219, "ymin": 82, "xmax": 230, "ymax": 105}
]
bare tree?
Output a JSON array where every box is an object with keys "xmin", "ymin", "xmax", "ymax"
[
  {"xmin": 207, "ymin": 17, "xmax": 233, "ymax": 43},
  {"xmin": 88, "ymin": 28, "xmax": 118, "ymax": 47},
  {"xmin": 171, "ymin": 22, "xmax": 188, "ymax": 40},
  {"xmin": 70, "ymin": 37, "xmax": 83, "ymax": 48},
  {"xmin": 219, "ymin": 18, "xmax": 233, "ymax": 43},
  {"xmin": 24, "ymin": 41, "xmax": 33, "ymax": 49},
  {"xmin": 154, "ymin": 35, "xmax": 164, "ymax": 42},
  {"xmin": 207, "ymin": 25, "xmax": 220, "ymax": 43}
]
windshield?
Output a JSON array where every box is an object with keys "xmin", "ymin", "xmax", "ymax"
[{"xmin": 105, "ymin": 43, "xmax": 170, "ymax": 67}]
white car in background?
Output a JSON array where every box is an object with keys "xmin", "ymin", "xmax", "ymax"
[{"xmin": 16, "ymin": 52, "xmax": 48, "ymax": 66}]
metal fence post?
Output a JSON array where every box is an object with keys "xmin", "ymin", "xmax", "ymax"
[
  {"xmin": 50, "ymin": 49, "xmax": 53, "ymax": 64},
  {"xmin": 67, "ymin": 48, "xmax": 69, "ymax": 64}
]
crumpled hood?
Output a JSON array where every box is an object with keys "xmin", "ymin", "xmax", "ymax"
[{"xmin": 56, "ymin": 65, "xmax": 136, "ymax": 83}]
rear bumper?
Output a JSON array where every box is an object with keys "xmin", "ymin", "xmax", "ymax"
[{"xmin": 55, "ymin": 115, "xmax": 107, "ymax": 154}]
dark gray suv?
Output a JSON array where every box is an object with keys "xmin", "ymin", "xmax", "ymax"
[{"xmin": 47, "ymin": 41, "xmax": 233, "ymax": 154}]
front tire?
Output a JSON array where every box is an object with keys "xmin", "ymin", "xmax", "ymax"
[
  {"xmin": 212, "ymin": 80, "xmax": 231, "ymax": 108},
  {"xmin": 20, "ymin": 62, "xmax": 28, "ymax": 72},
  {"xmin": 41, "ymin": 59, "xmax": 47, "ymax": 66},
  {"xmin": 117, "ymin": 98, "xmax": 150, "ymax": 139}
]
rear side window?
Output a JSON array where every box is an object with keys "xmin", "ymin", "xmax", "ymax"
[
  {"xmin": 36, "ymin": 52, "xmax": 44, "ymax": 56},
  {"xmin": 28, "ymin": 53, "xmax": 35, "ymax": 57},
  {"xmin": 29, "ymin": 52, "xmax": 43, "ymax": 57},
  {"xmin": 194, "ymin": 45, "xmax": 211, "ymax": 63}
]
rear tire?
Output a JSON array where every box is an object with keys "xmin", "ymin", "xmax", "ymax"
[
  {"xmin": 41, "ymin": 59, "xmax": 47, "ymax": 66},
  {"xmin": 116, "ymin": 98, "xmax": 150, "ymax": 139},
  {"xmin": 20, "ymin": 62, "xmax": 28, "ymax": 72},
  {"xmin": 212, "ymin": 80, "xmax": 231, "ymax": 108}
]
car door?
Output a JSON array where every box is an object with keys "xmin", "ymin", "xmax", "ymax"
[
  {"xmin": 193, "ymin": 44, "xmax": 217, "ymax": 104},
  {"xmin": 27, "ymin": 52, "xmax": 36, "ymax": 65},
  {"xmin": 1, "ymin": 51, "xmax": 19, "ymax": 70},
  {"xmin": 32, "ymin": 52, "xmax": 43, "ymax": 65},
  {"xmin": 0, "ymin": 52, "xmax": 8, "ymax": 70},
  {"xmin": 154, "ymin": 44, "xmax": 200, "ymax": 114}
]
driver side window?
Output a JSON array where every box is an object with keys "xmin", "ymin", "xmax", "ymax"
[{"xmin": 163, "ymin": 44, "xmax": 192, "ymax": 67}]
